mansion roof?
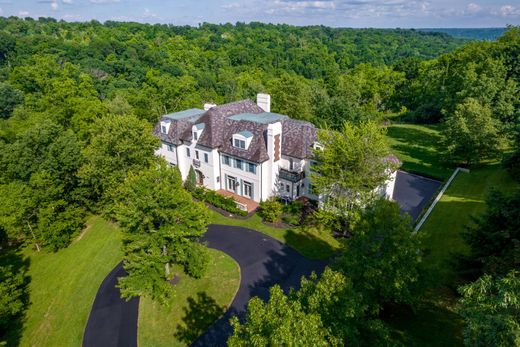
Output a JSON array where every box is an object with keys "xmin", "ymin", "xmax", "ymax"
[{"xmin": 153, "ymin": 100, "xmax": 317, "ymax": 162}]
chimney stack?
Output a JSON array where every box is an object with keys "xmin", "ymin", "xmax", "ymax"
[
  {"xmin": 204, "ymin": 103, "xmax": 217, "ymax": 111},
  {"xmin": 256, "ymin": 93, "xmax": 271, "ymax": 112}
]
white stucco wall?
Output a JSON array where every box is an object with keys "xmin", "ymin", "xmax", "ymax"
[{"xmin": 220, "ymin": 156, "xmax": 262, "ymax": 202}]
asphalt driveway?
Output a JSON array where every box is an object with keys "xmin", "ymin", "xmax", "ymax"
[
  {"xmin": 393, "ymin": 170, "xmax": 442, "ymax": 221},
  {"xmin": 83, "ymin": 262, "xmax": 139, "ymax": 347},
  {"xmin": 192, "ymin": 225, "xmax": 327, "ymax": 346},
  {"xmin": 83, "ymin": 224, "xmax": 327, "ymax": 347}
]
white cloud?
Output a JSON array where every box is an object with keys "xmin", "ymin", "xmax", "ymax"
[
  {"xmin": 222, "ymin": 2, "xmax": 242, "ymax": 9},
  {"xmin": 89, "ymin": 0, "xmax": 120, "ymax": 4},
  {"xmin": 19, "ymin": 10, "xmax": 29, "ymax": 16},
  {"xmin": 500, "ymin": 5, "xmax": 520, "ymax": 17},
  {"xmin": 51, "ymin": 0, "xmax": 59, "ymax": 10},
  {"xmin": 62, "ymin": 0, "xmax": 74, "ymax": 4},
  {"xmin": 466, "ymin": 3, "xmax": 481, "ymax": 14}
]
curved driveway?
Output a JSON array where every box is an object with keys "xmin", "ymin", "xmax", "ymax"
[{"xmin": 83, "ymin": 224, "xmax": 327, "ymax": 347}]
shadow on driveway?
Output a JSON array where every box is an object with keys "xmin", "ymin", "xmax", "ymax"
[{"xmin": 393, "ymin": 170, "xmax": 442, "ymax": 221}]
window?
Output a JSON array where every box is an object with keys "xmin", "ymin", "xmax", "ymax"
[
  {"xmin": 223, "ymin": 155, "xmax": 230, "ymax": 166},
  {"xmin": 167, "ymin": 144, "xmax": 174, "ymax": 152},
  {"xmin": 227, "ymin": 176, "xmax": 237, "ymax": 192},
  {"xmin": 195, "ymin": 150, "xmax": 199, "ymax": 160},
  {"xmin": 161, "ymin": 125, "xmax": 167, "ymax": 134},
  {"xmin": 234, "ymin": 138, "xmax": 246, "ymax": 149},
  {"xmin": 289, "ymin": 158, "xmax": 294, "ymax": 170},
  {"xmin": 216, "ymin": 176, "xmax": 220, "ymax": 183},
  {"xmin": 286, "ymin": 184, "xmax": 290, "ymax": 193},
  {"xmin": 246, "ymin": 162, "xmax": 256, "ymax": 174},
  {"xmin": 234, "ymin": 159, "xmax": 243, "ymax": 170},
  {"xmin": 193, "ymin": 131, "xmax": 198, "ymax": 141},
  {"xmin": 243, "ymin": 181, "xmax": 253, "ymax": 199},
  {"xmin": 204, "ymin": 153, "xmax": 209, "ymax": 163},
  {"xmin": 186, "ymin": 148, "xmax": 190, "ymax": 157}
]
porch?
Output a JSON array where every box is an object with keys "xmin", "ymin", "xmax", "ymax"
[{"xmin": 217, "ymin": 189, "xmax": 259, "ymax": 213}]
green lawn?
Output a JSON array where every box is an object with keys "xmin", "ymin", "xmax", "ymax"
[
  {"xmin": 387, "ymin": 164, "xmax": 518, "ymax": 346},
  {"xmin": 138, "ymin": 248, "xmax": 240, "ymax": 347},
  {"xmin": 386, "ymin": 123, "xmax": 454, "ymax": 180},
  {"xmin": 208, "ymin": 210, "xmax": 340, "ymax": 259},
  {"xmin": 19, "ymin": 216, "xmax": 122, "ymax": 347}
]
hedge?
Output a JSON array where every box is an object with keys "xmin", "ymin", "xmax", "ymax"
[{"xmin": 193, "ymin": 187, "xmax": 248, "ymax": 216}]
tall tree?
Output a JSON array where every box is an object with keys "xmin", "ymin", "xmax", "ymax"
[
  {"xmin": 442, "ymin": 98, "xmax": 502, "ymax": 165},
  {"xmin": 334, "ymin": 199, "xmax": 422, "ymax": 313},
  {"xmin": 114, "ymin": 162, "xmax": 209, "ymax": 303},
  {"xmin": 79, "ymin": 114, "xmax": 159, "ymax": 207},
  {"xmin": 463, "ymin": 188, "xmax": 520, "ymax": 277},
  {"xmin": 0, "ymin": 82, "xmax": 23, "ymax": 119},
  {"xmin": 229, "ymin": 283, "xmax": 338, "ymax": 347},
  {"xmin": 311, "ymin": 121, "xmax": 394, "ymax": 232},
  {"xmin": 458, "ymin": 271, "xmax": 520, "ymax": 347}
]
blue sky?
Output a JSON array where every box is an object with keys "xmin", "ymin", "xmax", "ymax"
[{"xmin": 0, "ymin": 0, "xmax": 519, "ymax": 28}]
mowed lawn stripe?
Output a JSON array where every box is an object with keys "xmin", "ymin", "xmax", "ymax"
[{"xmin": 20, "ymin": 216, "xmax": 122, "ymax": 347}]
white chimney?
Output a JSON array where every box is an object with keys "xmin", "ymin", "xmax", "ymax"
[
  {"xmin": 257, "ymin": 93, "xmax": 271, "ymax": 112},
  {"xmin": 204, "ymin": 103, "xmax": 217, "ymax": 111}
]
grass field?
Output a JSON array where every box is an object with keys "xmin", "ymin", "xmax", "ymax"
[
  {"xmin": 388, "ymin": 164, "xmax": 518, "ymax": 346},
  {"xmin": 138, "ymin": 248, "xmax": 240, "ymax": 347},
  {"xmin": 386, "ymin": 123, "xmax": 454, "ymax": 180},
  {"xmin": 18, "ymin": 216, "xmax": 122, "ymax": 347},
  {"xmin": 208, "ymin": 210, "xmax": 340, "ymax": 259}
]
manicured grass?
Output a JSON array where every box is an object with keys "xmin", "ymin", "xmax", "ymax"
[
  {"xmin": 420, "ymin": 164, "xmax": 517, "ymax": 284},
  {"xmin": 208, "ymin": 210, "xmax": 340, "ymax": 260},
  {"xmin": 387, "ymin": 164, "xmax": 517, "ymax": 346},
  {"xmin": 19, "ymin": 216, "xmax": 122, "ymax": 347},
  {"xmin": 138, "ymin": 248, "xmax": 240, "ymax": 347},
  {"xmin": 386, "ymin": 123, "xmax": 454, "ymax": 180}
]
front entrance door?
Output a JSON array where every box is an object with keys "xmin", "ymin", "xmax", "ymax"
[
  {"xmin": 195, "ymin": 170, "xmax": 204, "ymax": 185},
  {"xmin": 227, "ymin": 176, "xmax": 237, "ymax": 193}
]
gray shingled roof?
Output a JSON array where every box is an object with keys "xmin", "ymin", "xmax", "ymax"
[
  {"xmin": 281, "ymin": 119, "xmax": 317, "ymax": 159},
  {"xmin": 155, "ymin": 99, "xmax": 318, "ymax": 162}
]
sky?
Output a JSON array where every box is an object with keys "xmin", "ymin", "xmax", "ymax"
[{"xmin": 0, "ymin": 0, "xmax": 518, "ymax": 28}]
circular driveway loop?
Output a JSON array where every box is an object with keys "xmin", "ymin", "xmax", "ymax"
[{"xmin": 83, "ymin": 224, "xmax": 327, "ymax": 347}]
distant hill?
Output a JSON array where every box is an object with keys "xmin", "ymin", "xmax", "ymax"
[{"xmin": 418, "ymin": 28, "xmax": 506, "ymax": 41}]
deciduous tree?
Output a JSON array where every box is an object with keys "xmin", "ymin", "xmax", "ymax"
[
  {"xmin": 311, "ymin": 121, "xmax": 393, "ymax": 232},
  {"xmin": 458, "ymin": 271, "xmax": 520, "ymax": 347},
  {"xmin": 114, "ymin": 162, "xmax": 209, "ymax": 303}
]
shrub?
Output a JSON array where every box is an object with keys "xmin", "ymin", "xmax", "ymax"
[
  {"xmin": 183, "ymin": 243, "xmax": 210, "ymax": 279},
  {"xmin": 259, "ymin": 198, "xmax": 283, "ymax": 223},
  {"xmin": 192, "ymin": 187, "xmax": 247, "ymax": 216}
]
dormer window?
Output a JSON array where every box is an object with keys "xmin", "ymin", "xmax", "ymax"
[
  {"xmin": 160, "ymin": 120, "xmax": 171, "ymax": 134},
  {"xmin": 192, "ymin": 123, "xmax": 205, "ymax": 142},
  {"xmin": 234, "ymin": 139, "xmax": 245, "ymax": 149},
  {"xmin": 233, "ymin": 131, "xmax": 253, "ymax": 150}
]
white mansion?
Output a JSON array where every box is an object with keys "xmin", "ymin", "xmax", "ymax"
[{"xmin": 154, "ymin": 94, "xmax": 397, "ymax": 208}]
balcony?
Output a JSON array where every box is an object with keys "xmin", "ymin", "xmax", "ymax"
[
  {"xmin": 193, "ymin": 159, "xmax": 201, "ymax": 168},
  {"xmin": 279, "ymin": 168, "xmax": 305, "ymax": 183}
]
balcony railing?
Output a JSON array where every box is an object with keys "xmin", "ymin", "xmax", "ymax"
[
  {"xmin": 279, "ymin": 168, "xmax": 305, "ymax": 183},
  {"xmin": 193, "ymin": 159, "xmax": 201, "ymax": 168}
]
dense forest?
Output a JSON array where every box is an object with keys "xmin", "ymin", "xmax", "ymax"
[
  {"xmin": 419, "ymin": 28, "xmax": 506, "ymax": 41},
  {"xmin": 0, "ymin": 17, "xmax": 519, "ymax": 346}
]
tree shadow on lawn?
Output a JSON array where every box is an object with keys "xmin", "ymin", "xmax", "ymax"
[
  {"xmin": 383, "ymin": 296, "xmax": 464, "ymax": 347},
  {"xmin": 284, "ymin": 227, "xmax": 339, "ymax": 260},
  {"xmin": 174, "ymin": 291, "xmax": 226, "ymax": 345},
  {"xmin": 0, "ymin": 246, "xmax": 31, "ymax": 346},
  {"xmin": 387, "ymin": 125, "xmax": 442, "ymax": 151}
]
